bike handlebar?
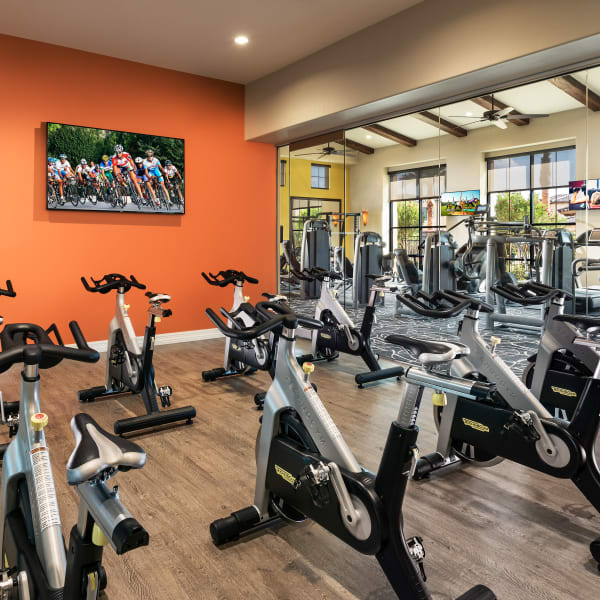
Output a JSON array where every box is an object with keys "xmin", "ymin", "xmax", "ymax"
[
  {"xmin": 396, "ymin": 292, "xmax": 472, "ymax": 318},
  {"xmin": 0, "ymin": 280, "xmax": 16, "ymax": 298},
  {"xmin": 81, "ymin": 274, "xmax": 146, "ymax": 294},
  {"xmin": 489, "ymin": 281, "xmax": 571, "ymax": 304},
  {"xmin": 0, "ymin": 321, "xmax": 99, "ymax": 372},
  {"xmin": 254, "ymin": 300, "xmax": 324, "ymax": 331},
  {"xmin": 201, "ymin": 270, "xmax": 259, "ymax": 287}
]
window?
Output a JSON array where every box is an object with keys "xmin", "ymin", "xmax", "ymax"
[
  {"xmin": 311, "ymin": 164, "xmax": 330, "ymax": 189},
  {"xmin": 389, "ymin": 165, "xmax": 446, "ymax": 263},
  {"xmin": 487, "ymin": 147, "xmax": 575, "ymax": 225},
  {"xmin": 487, "ymin": 147, "xmax": 575, "ymax": 279},
  {"xmin": 280, "ymin": 160, "xmax": 286, "ymax": 187}
]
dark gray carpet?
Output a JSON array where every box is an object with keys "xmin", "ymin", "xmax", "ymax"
[{"xmin": 287, "ymin": 290, "xmax": 540, "ymax": 376}]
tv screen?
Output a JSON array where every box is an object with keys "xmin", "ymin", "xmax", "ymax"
[
  {"xmin": 441, "ymin": 190, "xmax": 483, "ymax": 216},
  {"xmin": 47, "ymin": 123, "xmax": 185, "ymax": 213},
  {"xmin": 568, "ymin": 179, "xmax": 600, "ymax": 210}
]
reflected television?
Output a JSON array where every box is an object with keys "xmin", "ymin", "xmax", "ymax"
[
  {"xmin": 46, "ymin": 122, "xmax": 185, "ymax": 214},
  {"xmin": 441, "ymin": 190, "xmax": 482, "ymax": 216},
  {"xmin": 568, "ymin": 179, "xmax": 600, "ymax": 210}
]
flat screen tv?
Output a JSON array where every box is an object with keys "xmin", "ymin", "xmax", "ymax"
[
  {"xmin": 47, "ymin": 123, "xmax": 185, "ymax": 214},
  {"xmin": 441, "ymin": 190, "xmax": 482, "ymax": 216},
  {"xmin": 568, "ymin": 179, "xmax": 600, "ymax": 210}
]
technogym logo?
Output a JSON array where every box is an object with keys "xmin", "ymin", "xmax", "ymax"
[
  {"xmin": 462, "ymin": 418, "xmax": 489, "ymax": 433},
  {"xmin": 275, "ymin": 464, "xmax": 297, "ymax": 486},
  {"xmin": 551, "ymin": 386, "xmax": 577, "ymax": 398}
]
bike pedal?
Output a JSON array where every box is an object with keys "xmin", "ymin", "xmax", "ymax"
[{"xmin": 158, "ymin": 386, "xmax": 172, "ymax": 407}]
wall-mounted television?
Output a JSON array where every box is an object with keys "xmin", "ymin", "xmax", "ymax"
[
  {"xmin": 568, "ymin": 179, "xmax": 600, "ymax": 210},
  {"xmin": 441, "ymin": 190, "xmax": 482, "ymax": 216},
  {"xmin": 47, "ymin": 123, "xmax": 184, "ymax": 214}
]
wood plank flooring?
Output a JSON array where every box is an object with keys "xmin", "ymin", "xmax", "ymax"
[{"xmin": 0, "ymin": 338, "xmax": 598, "ymax": 599}]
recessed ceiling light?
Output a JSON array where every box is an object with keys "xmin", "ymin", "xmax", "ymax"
[
  {"xmin": 234, "ymin": 35, "xmax": 249, "ymax": 45},
  {"xmin": 465, "ymin": 111, "xmax": 473, "ymax": 117},
  {"xmin": 366, "ymin": 135, "xmax": 372, "ymax": 139}
]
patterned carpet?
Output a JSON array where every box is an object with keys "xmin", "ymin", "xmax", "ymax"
[{"xmin": 286, "ymin": 288, "xmax": 540, "ymax": 376}]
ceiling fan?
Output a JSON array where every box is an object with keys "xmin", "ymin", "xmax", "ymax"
[
  {"xmin": 448, "ymin": 101, "xmax": 549, "ymax": 129},
  {"xmin": 293, "ymin": 144, "xmax": 356, "ymax": 159}
]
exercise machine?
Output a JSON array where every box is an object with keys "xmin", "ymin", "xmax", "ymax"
[
  {"xmin": 0, "ymin": 279, "xmax": 17, "ymax": 413},
  {"xmin": 300, "ymin": 219, "xmax": 331, "ymax": 298},
  {"xmin": 397, "ymin": 289, "xmax": 600, "ymax": 565},
  {"xmin": 492, "ymin": 281, "xmax": 596, "ymax": 420},
  {"xmin": 206, "ymin": 301, "xmax": 496, "ymax": 600},
  {"xmin": 293, "ymin": 267, "xmax": 405, "ymax": 386},
  {"xmin": 201, "ymin": 270, "xmax": 286, "ymax": 383},
  {"xmin": 353, "ymin": 231, "xmax": 383, "ymax": 307},
  {"xmin": 78, "ymin": 274, "xmax": 196, "ymax": 435},
  {"xmin": 0, "ymin": 319, "xmax": 149, "ymax": 598}
]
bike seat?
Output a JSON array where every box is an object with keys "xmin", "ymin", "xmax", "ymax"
[
  {"xmin": 554, "ymin": 313, "xmax": 600, "ymax": 332},
  {"xmin": 67, "ymin": 413, "xmax": 146, "ymax": 485},
  {"xmin": 146, "ymin": 292, "xmax": 171, "ymax": 304},
  {"xmin": 385, "ymin": 334, "xmax": 469, "ymax": 366}
]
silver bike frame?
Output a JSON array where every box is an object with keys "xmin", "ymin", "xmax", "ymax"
[
  {"xmin": 0, "ymin": 364, "xmax": 66, "ymax": 590},
  {"xmin": 529, "ymin": 295, "xmax": 598, "ymax": 398},
  {"xmin": 106, "ymin": 287, "xmax": 142, "ymax": 388}
]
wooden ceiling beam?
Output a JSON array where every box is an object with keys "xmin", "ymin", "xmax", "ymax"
[
  {"xmin": 471, "ymin": 95, "xmax": 530, "ymax": 126},
  {"xmin": 550, "ymin": 75, "xmax": 600, "ymax": 111},
  {"xmin": 289, "ymin": 130, "xmax": 345, "ymax": 152},
  {"xmin": 363, "ymin": 124, "xmax": 417, "ymax": 147},
  {"xmin": 344, "ymin": 139, "xmax": 374, "ymax": 154},
  {"xmin": 415, "ymin": 111, "xmax": 467, "ymax": 137}
]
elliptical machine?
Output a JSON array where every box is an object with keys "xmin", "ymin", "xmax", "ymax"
[
  {"xmin": 78, "ymin": 274, "xmax": 196, "ymax": 435},
  {"xmin": 206, "ymin": 301, "xmax": 496, "ymax": 600},
  {"xmin": 294, "ymin": 267, "xmax": 405, "ymax": 386},
  {"xmin": 201, "ymin": 270, "xmax": 286, "ymax": 383}
]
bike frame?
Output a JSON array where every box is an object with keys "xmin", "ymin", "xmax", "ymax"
[{"xmin": 529, "ymin": 295, "xmax": 598, "ymax": 398}]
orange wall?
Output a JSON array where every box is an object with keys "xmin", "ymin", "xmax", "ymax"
[{"xmin": 0, "ymin": 34, "xmax": 275, "ymax": 342}]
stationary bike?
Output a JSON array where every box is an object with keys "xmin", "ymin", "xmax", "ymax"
[
  {"xmin": 201, "ymin": 270, "xmax": 286, "ymax": 383},
  {"xmin": 492, "ymin": 281, "xmax": 596, "ymax": 420},
  {"xmin": 397, "ymin": 289, "xmax": 600, "ymax": 565},
  {"xmin": 78, "ymin": 273, "xmax": 196, "ymax": 435},
  {"xmin": 0, "ymin": 280, "xmax": 17, "ymax": 414},
  {"xmin": 206, "ymin": 301, "xmax": 496, "ymax": 600},
  {"xmin": 0, "ymin": 319, "xmax": 149, "ymax": 599},
  {"xmin": 294, "ymin": 267, "xmax": 405, "ymax": 386}
]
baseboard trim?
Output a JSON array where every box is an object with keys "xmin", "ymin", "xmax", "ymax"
[{"xmin": 77, "ymin": 328, "xmax": 222, "ymax": 353}]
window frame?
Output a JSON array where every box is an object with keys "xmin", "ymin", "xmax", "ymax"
[
  {"xmin": 311, "ymin": 163, "xmax": 330, "ymax": 190},
  {"xmin": 486, "ymin": 145, "xmax": 576, "ymax": 226},
  {"xmin": 279, "ymin": 159, "xmax": 286, "ymax": 187},
  {"xmin": 388, "ymin": 164, "xmax": 446, "ymax": 265}
]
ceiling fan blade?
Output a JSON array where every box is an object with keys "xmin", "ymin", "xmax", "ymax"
[
  {"xmin": 505, "ymin": 113, "xmax": 549, "ymax": 119},
  {"xmin": 447, "ymin": 115, "xmax": 484, "ymax": 119},
  {"xmin": 495, "ymin": 107, "xmax": 514, "ymax": 118},
  {"xmin": 293, "ymin": 152, "xmax": 318, "ymax": 156},
  {"xmin": 461, "ymin": 119, "xmax": 487, "ymax": 126},
  {"xmin": 493, "ymin": 119, "xmax": 508, "ymax": 130}
]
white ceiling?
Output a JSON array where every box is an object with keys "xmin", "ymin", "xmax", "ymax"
[
  {"xmin": 346, "ymin": 67, "xmax": 600, "ymax": 149},
  {"xmin": 0, "ymin": 0, "xmax": 422, "ymax": 84}
]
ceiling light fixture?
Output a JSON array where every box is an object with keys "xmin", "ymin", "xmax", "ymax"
[
  {"xmin": 234, "ymin": 35, "xmax": 249, "ymax": 45},
  {"xmin": 465, "ymin": 111, "xmax": 473, "ymax": 117},
  {"xmin": 366, "ymin": 135, "xmax": 372, "ymax": 139}
]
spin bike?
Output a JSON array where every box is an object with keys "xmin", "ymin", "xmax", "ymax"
[
  {"xmin": 201, "ymin": 270, "xmax": 286, "ymax": 383},
  {"xmin": 206, "ymin": 302, "xmax": 496, "ymax": 600},
  {"xmin": 397, "ymin": 289, "xmax": 600, "ymax": 565},
  {"xmin": 0, "ymin": 320, "xmax": 149, "ymax": 599},
  {"xmin": 492, "ymin": 281, "xmax": 596, "ymax": 420},
  {"xmin": 294, "ymin": 267, "xmax": 405, "ymax": 386},
  {"xmin": 78, "ymin": 274, "xmax": 196, "ymax": 435},
  {"xmin": 0, "ymin": 280, "xmax": 17, "ymax": 413}
]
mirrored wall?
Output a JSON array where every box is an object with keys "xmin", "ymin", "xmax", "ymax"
[{"xmin": 277, "ymin": 65, "xmax": 600, "ymax": 321}]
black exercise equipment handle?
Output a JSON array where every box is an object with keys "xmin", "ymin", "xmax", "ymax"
[
  {"xmin": 0, "ymin": 280, "xmax": 16, "ymax": 298},
  {"xmin": 396, "ymin": 292, "xmax": 471, "ymax": 319},
  {"xmin": 0, "ymin": 322, "xmax": 99, "ymax": 371},
  {"xmin": 205, "ymin": 308, "xmax": 290, "ymax": 341},
  {"xmin": 81, "ymin": 274, "xmax": 146, "ymax": 294},
  {"xmin": 254, "ymin": 300, "xmax": 323, "ymax": 331},
  {"xmin": 202, "ymin": 270, "xmax": 259, "ymax": 287},
  {"xmin": 490, "ymin": 281, "xmax": 570, "ymax": 304},
  {"xmin": 439, "ymin": 290, "xmax": 495, "ymax": 314}
]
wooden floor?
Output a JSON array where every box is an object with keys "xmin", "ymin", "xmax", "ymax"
[{"xmin": 1, "ymin": 338, "xmax": 598, "ymax": 599}]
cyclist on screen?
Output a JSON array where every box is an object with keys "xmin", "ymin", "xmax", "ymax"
[
  {"xmin": 111, "ymin": 144, "xmax": 144, "ymax": 200},
  {"xmin": 76, "ymin": 158, "xmax": 91, "ymax": 184},
  {"xmin": 99, "ymin": 154, "xmax": 114, "ymax": 184},
  {"xmin": 143, "ymin": 149, "xmax": 171, "ymax": 206},
  {"xmin": 56, "ymin": 154, "xmax": 76, "ymax": 179},
  {"xmin": 164, "ymin": 160, "xmax": 184, "ymax": 204},
  {"xmin": 47, "ymin": 157, "xmax": 65, "ymax": 202},
  {"xmin": 134, "ymin": 157, "xmax": 156, "ymax": 206}
]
